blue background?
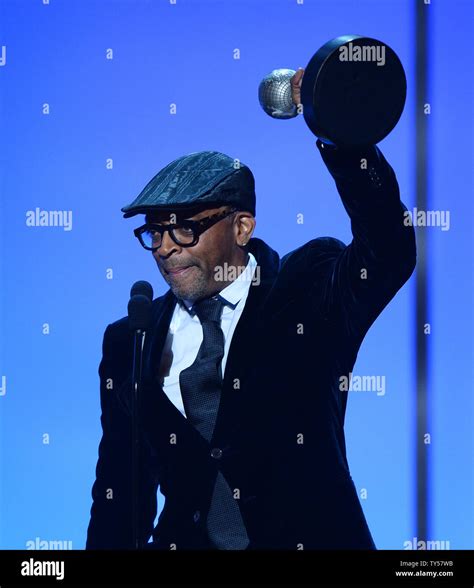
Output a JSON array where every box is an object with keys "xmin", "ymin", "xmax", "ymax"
[{"xmin": 0, "ymin": 0, "xmax": 472, "ymax": 550}]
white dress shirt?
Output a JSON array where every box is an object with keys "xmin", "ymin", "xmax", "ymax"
[{"xmin": 157, "ymin": 252, "xmax": 257, "ymax": 417}]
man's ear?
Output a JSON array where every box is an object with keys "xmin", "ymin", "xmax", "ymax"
[{"xmin": 236, "ymin": 211, "xmax": 255, "ymax": 247}]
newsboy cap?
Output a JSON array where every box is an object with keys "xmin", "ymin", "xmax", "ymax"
[{"xmin": 121, "ymin": 150, "xmax": 256, "ymax": 218}]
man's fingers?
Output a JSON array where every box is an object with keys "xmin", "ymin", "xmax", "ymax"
[
  {"xmin": 291, "ymin": 68, "xmax": 304, "ymax": 86},
  {"xmin": 290, "ymin": 68, "xmax": 304, "ymax": 105}
]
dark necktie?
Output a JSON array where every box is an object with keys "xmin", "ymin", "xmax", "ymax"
[{"xmin": 179, "ymin": 295, "xmax": 249, "ymax": 549}]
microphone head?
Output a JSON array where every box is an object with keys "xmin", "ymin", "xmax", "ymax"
[
  {"xmin": 258, "ymin": 68, "xmax": 298, "ymax": 119},
  {"xmin": 130, "ymin": 280, "xmax": 154, "ymax": 301},
  {"xmin": 128, "ymin": 294, "xmax": 152, "ymax": 331}
]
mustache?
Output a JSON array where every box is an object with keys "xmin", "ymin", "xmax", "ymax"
[{"xmin": 161, "ymin": 261, "xmax": 198, "ymax": 272}]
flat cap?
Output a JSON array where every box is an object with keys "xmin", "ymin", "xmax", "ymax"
[{"xmin": 121, "ymin": 150, "xmax": 256, "ymax": 218}]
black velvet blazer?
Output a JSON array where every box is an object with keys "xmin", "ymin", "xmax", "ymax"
[{"xmin": 86, "ymin": 141, "xmax": 416, "ymax": 550}]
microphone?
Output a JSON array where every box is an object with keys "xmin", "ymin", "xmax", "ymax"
[
  {"xmin": 128, "ymin": 281, "xmax": 153, "ymax": 331},
  {"xmin": 130, "ymin": 280, "xmax": 153, "ymax": 302},
  {"xmin": 127, "ymin": 280, "xmax": 154, "ymax": 550}
]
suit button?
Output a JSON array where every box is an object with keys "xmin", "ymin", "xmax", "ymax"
[
  {"xmin": 210, "ymin": 447, "xmax": 223, "ymax": 459},
  {"xmin": 193, "ymin": 510, "xmax": 200, "ymax": 523},
  {"xmin": 368, "ymin": 167, "xmax": 382, "ymax": 187}
]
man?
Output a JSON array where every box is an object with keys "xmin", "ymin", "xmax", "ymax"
[{"xmin": 86, "ymin": 72, "xmax": 416, "ymax": 550}]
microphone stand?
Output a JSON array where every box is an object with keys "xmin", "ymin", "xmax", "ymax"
[
  {"xmin": 128, "ymin": 286, "xmax": 153, "ymax": 550},
  {"xmin": 131, "ymin": 327, "xmax": 146, "ymax": 550}
]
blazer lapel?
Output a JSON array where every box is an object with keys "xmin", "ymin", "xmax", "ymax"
[
  {"xmin": 142, "ymin": 288, "xmax": 178, "ymax": 388},
  {"xmin": 211, "ymin": 237, "xmax": 281, "ymax": 443},
  {"xmin": 115, "ymin": 288, "xmax": 179, "ymax": 420}
]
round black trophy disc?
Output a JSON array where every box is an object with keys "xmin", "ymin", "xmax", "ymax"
[{"xmin": 300, "ymin": 35, "xmax": 407, "ymax": 147}]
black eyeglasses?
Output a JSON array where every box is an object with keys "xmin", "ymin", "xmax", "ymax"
[{"xmin": 134, "ymin": 207, "xmax": 238, "ymax": 251}]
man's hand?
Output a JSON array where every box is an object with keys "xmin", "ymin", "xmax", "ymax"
[{"xmin": 291, "ymin": 67, "xmax": 305, "ymax": 106}]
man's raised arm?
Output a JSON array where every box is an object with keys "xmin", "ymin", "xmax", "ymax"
[{"xmin": 307, "ymin": 139, "xmax": 416, "ymax": 350}]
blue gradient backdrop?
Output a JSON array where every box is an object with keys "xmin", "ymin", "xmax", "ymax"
[{"xmin": 0, "ymin": 0, "xmax": 472, "ymax": 550}]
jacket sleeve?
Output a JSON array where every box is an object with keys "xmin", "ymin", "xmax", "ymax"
[
  {"xmin": 85, "ymin": 323, "xmax": 160, "ymax": 549},
  {"xmin": 307, "ymin": 139, "xmax": 416, "ymax": 352}
]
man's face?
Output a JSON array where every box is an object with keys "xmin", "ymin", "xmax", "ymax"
[{"xmin": 146, "ymin": 205, "xmax": 254, "ymax": 303}]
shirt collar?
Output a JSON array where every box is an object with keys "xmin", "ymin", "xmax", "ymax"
[{"xmin": 180, "ymin": 252, "xmax": 257, "ymax": 314}]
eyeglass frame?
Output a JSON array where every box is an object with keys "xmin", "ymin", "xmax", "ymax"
[{"xmin": 133, "ymin": 206, "xmax": 239, "ymax": 251}]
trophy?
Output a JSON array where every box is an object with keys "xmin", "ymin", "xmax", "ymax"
[{"xmin": 258, "ymin": 35, "xmax": 407, "ymax": 147}]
